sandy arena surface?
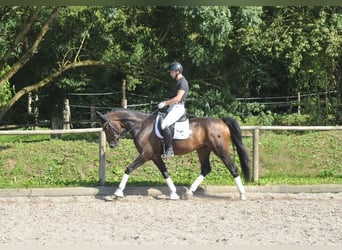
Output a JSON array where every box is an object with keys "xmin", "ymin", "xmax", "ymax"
[{"xmin": 0, "ymin": 192, "xmax": 341, "ymax": 246}]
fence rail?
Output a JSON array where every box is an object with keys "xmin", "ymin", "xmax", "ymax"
[
  {"xmin": 0, "ymin": 128, "xmax": 107, "ymax": 186},
  {"xmin": 241, "ymin": 125, "xmax": 342, "ymax": 181},
  {"xmin": 1, "ymin": 126, "xmax": 342, "ymax": 185},
  {"xmin": 0, "ymin": 128, "xmax": 102, "ymax": 135}
]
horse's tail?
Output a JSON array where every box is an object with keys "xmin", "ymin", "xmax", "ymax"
[{"xmin": 222, "ymin": 117, "xmax": 251, "ymax": 182}]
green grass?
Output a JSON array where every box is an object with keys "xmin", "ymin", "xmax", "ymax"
[
  {"xmin": 256, "ymin": 130, "xmax": 342, "ymax": 184},
  {"xmin": 0, "ymin": 130, "xmax": 341, "ymax": 188}
]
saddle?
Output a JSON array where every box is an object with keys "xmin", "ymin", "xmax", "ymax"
[{"xmin": 154, "ymin": 112, "xmax": 191, "ymax": 140}]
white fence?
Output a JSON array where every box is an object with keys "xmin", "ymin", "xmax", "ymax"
[{"xmin": 1, "ymin": 126, "xmax": 342, "ymax": 185}]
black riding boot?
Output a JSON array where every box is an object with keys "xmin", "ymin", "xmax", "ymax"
[{"xmin": 161, "ymin": 126, "xmax": 174, "ymax": 158}]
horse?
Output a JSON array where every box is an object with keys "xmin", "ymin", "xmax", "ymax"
[{"xmin": 97, "ymin": 109, "xmax": 250, "ymax": 200}]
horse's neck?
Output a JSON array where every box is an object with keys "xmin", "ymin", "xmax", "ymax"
[
  {"xmin": 114, "ymin": 111, "xmax": 149, "ymax": 135},
  {"xmin": 122, "ymin": 111, "xmax": 147, "ymax": 123}
]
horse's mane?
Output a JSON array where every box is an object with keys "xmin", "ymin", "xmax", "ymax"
[
  {"xmin": 108, "ymin": 108, "xmax": 152, "ymax": 121},
  {"xmin": 111, "ymin": 108, "xmax": 150, "ymax": 115}
]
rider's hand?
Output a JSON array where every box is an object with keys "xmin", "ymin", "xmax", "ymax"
[{"xmin": 158, "ymin": 102, "xmax": 166, "ymax": 109}]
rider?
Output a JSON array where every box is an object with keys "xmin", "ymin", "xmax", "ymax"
[{"xmin": 158, "ymin": 62, "xmax": 189, "ymax": 158}]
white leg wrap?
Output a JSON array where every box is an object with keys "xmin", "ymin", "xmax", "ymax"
[
  {"xmin": 189, "ymin": 174, "xmax": 205, "ymax": 193},
  {"xmin": 118, "ymin": 173, "xmax": 129, "ymax": 190},
  {"xmin": 115, "ymin": 174, "xmax": 129, "ymax": 197},
  {"xmin": 234, "ymin": 176, "xmax": 246, "ymax": 200},
  {"xmin": 166, "ymin": 177, "xmax": 177, "ymax": 193},
  {"xmin": 165, "ymin": 177, "xmax": 179, "ymax": 200}
]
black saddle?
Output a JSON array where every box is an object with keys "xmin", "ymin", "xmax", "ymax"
[{"xmin": 155, "ymin": 112, "xmax": 187, "ymax": 138}]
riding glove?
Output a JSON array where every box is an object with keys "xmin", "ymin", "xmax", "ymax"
[{"xmin": 158, "ymin": 102, "xmax": 166, "ymax": 109}]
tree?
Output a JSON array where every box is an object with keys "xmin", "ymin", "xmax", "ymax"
[
  {"xmin": 227, "ymin": 6, "xmax": 342, "ymax": 123},
  {"xmin": 1, "ymin": 6, "xmax": 341, "ymax": 125},
  {"xmin": 0, "ymin": 7, "xmax": 62, "ymax": 88}
]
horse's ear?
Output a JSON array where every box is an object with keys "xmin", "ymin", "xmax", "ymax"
[{"xmin": 96, "ymin": 111, "xmax": 107, "ymax": 124}]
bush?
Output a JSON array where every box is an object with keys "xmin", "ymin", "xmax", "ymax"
[{"xmin": 273, "ymin": 113, "xmax": 310, "ymax": 126}]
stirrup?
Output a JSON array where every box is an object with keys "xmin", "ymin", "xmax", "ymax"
[{"xmin": 162, "ymin": 148, "xmax": 174, "ymax": 158}]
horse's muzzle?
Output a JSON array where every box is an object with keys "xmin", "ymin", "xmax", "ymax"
[{"xmin": 109, "ymin": 141, "xmax": 120, "ymax": 148}]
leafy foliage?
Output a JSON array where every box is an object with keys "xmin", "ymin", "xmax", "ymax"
[
  {"xmin": 0, "ymin": 65, "xmax": 12, "ymax": 109},
  {"xmin": 0, "ymin": 6, "xmax": 341, "ymax": 125}
]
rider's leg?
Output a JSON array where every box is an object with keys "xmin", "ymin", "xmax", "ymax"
[
  {"xmin": 161, "ymin": 125, "xmax": 174, "ymax": 158},
  {"xmin": 160, "ymin": 105, "xmax": 185, "ymax": 158}
]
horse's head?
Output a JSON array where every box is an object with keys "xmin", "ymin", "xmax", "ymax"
[{"xmin": 97, "ymin": 111, "xmax": 122, "ymax": 148}]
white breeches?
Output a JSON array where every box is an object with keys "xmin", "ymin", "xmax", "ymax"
[{"xmin": 161, "ymin": 104, "xmax": 185, "ymax": 130}]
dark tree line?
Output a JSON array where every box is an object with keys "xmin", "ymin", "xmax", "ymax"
[{"xmin": 0, "ymin": 6, "xmax": 341, "ymax": 125}]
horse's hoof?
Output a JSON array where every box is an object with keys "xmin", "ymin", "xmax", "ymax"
[
  {"xmin": 114, "ymin": 189, "xmax": 124, "ymax": 198},
  {"xmin": 182, "ymin": 189, "xmax": 194, "ymax": 200},
  {"xmin": 240, "ymin": 194, "xmax": 247, "ymax": 201},
  {"xmin": 103, "ymin": 195, "xmax": 116, "ymax": 202},
  {"xmin": 169, "ymin": 192, "xmax": 180, "ymax": 200}
]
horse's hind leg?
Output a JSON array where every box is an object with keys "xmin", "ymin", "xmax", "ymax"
[
  {"xmin": 186, "ymin": 149, "xmax": 212, "ymax": 197},
  {"xmin": 221, "ymin": 153, "xmax": 246, "ymax": 200}
]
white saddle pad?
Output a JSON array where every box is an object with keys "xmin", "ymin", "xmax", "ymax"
[{"xmin": 154, "ymin": 115, "xmax": 191, "ymax": 140}]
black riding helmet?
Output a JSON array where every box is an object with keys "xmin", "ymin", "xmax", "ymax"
[{"xmin": 169, "ymin": 62, "xmax": 183, "ymax": 73}]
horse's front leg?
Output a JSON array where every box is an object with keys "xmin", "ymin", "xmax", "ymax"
[
  {"xmin": 113, "ymin": 154, "xmax": 148, "ymax": 198},
  {"xmin": 152, "ymin": 157, "xmax": 179, "ymax": 200}
]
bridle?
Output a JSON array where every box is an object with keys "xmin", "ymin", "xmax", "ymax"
[
  {"xmin": 103, "ymin": 116, "xmax": 121, "ymax": 143},
  {"xmin": 103, "ymin": 109, "xmax": 159, "ymax": 142}
]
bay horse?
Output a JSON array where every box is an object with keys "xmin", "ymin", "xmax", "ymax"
[{"xmin": 97, "ymin": 109, "xmax": 250, "ymax": 200}]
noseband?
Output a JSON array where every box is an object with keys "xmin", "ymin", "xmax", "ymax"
[{"xmin": 104, "ymin": 116, "xmax": 121, "ymax": 141}]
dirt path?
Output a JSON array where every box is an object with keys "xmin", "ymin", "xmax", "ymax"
[{"xmin": 0, "ymin": 192, "xmax": 341, "ymax": 246}]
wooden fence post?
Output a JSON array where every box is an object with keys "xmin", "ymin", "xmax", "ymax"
[
  {"xmin": 33, "ymin": 94, "xmax": 39, "ymax": 129},
  {"xmin": 252, "ymin": 127, "xmax": 260, "ymax": 181},
  {"xmin": 121, "ymin": 79, "xmax": 127, "ymax": 109},
  {"xmin": 63, "ymin": 98, "xmax": 71, "ymax": 130},
  {"xmin": 297, "ymin": 92, "xmax": 301, "ymax": 114},
  {"xmin": 28, "ymin": 92, "xmax": 32, "ymax": 114},
  {"xmin": 99, "ymin": 130, "xmax": 106, "ymax": 186},
  {"xmin": 90, "ymin": 105, "xmax": 96, "ymax": 128}
]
